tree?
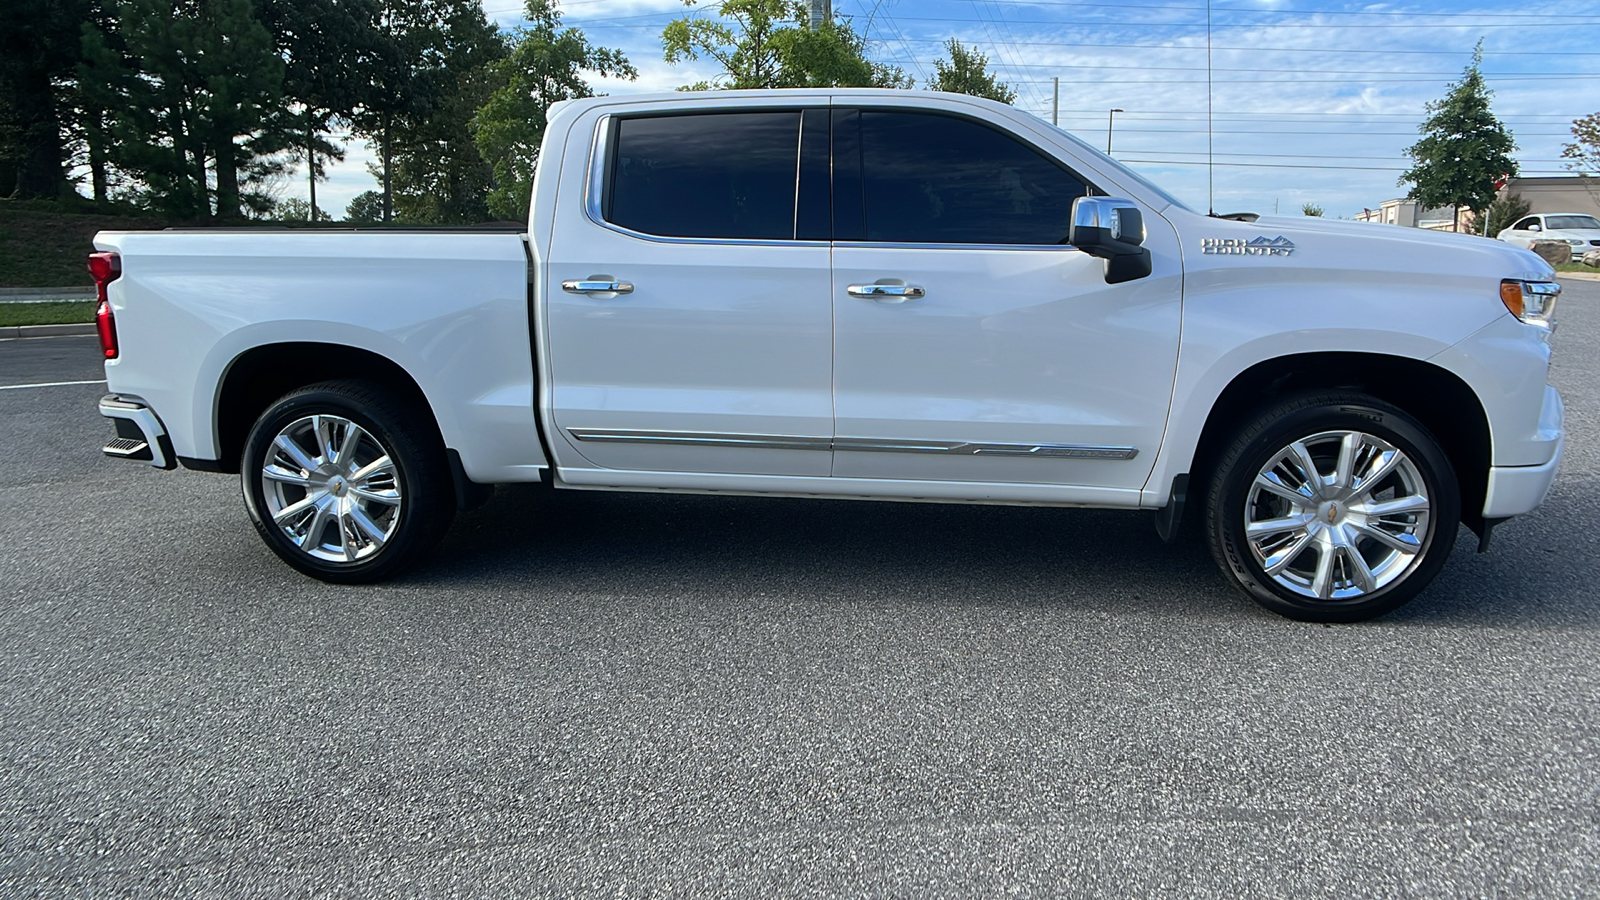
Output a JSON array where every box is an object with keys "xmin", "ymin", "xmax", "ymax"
[
  {"xmin": 274, "ymin": 196, "xmax": 333, "ymax": 221},
  {"xmin": 1301, "ymin": 202, "xmax": 1324, "ymax": 217},
  {"xmin": 349, "ymin": 0, "xmax": 504, "ymax": 223},
  {"xmin": 344, "ymin": 189, "xmax": 384, "ymax": 222},
  {"xmin": 1564, "ymin": 112, "xmax": 1600, "ymax": 175},
  {"xmin": 1399, "ymin": 42, "xmax": 1517, "ymax": 232},
  {"xmin": 1474, "ymin": 191, "xmax": 1531, "ymax": 236},
  {"xmin": 471, "ymin": 0, "xmax": 635, "ymax": 221},
  {"xmin": 256, "ymin": 0, "xmax": 388, "ymax": 221},
  {"xmin": 0, "ymin": 0, "xmax": 95, "ymax": 199},
  {"xmin": 662, "ymin": 0, "xmax": 908, "ymax": 90},
  {"xmin": 927, "ymin": 39, "xmax": 1014, "ymax": 104},
  {"xmin": 81, "ymin": 0, "xmax": 292, "ymax": 220}
]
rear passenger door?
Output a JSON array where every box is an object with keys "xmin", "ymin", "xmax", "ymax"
[{"xmin": 545, "ymin": 108, "xmax": 835, "ymax": 476}]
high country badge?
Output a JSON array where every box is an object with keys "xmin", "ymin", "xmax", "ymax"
[{"xmin": 1202, "ymin": 236, "xmax": 1295, "ymax": 256}]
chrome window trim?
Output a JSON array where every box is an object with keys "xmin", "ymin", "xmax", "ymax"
[
  {"xmin": 584, "ymin": 112, "xmax": 827, "ymax": 249},
  {"xmin": 568, "ymin": 427, "xmax": 1136, "ymax": 460},
  {"xmin": 583, "ymin": 109, "xmax": 1085, "ymax": 252}
]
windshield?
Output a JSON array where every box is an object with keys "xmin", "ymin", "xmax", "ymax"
[{"xmin": 1545, "ymin": 215, "xmax": 1600, "ymax": 230}]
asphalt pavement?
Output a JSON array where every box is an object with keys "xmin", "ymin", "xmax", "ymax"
[{"xmin": 2, "ymin": 283, "xmax": 1597, "ymax": 897}]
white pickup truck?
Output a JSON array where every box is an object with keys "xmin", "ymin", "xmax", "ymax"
[{"xmin": 91, "ymin": 89, "xmax": 1564, "ymax": 622}]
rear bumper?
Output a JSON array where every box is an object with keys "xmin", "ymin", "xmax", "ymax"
[
  {"xmin": 1482, "ymin": 386, "xmax": 1563, "ymax": 518},
  {"xmin": 99, "ymin": 394, "xmax": 176, "ymax": 470}
]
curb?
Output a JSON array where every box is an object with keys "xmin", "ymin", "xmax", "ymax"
[
  {"xmin": 0, "ymin": 324, "xmax": 97, "ymax": 340},
  {"xmin": 1557, "ymin": 271, "xmax": 1600, "ymax": 282}
]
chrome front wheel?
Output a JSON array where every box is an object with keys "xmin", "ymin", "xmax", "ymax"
[
  {"xmin": 1208, "ymin": 393, "xmax": 1460, "ymax": 622},
  {"xmin": 1245, "ymin": 430, "xmax": 1430, "ymax": 601}
]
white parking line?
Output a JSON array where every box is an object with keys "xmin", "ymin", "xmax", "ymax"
[{"xmin": 0, "ymin": 379, "xmax": 107, "ymax": 391}]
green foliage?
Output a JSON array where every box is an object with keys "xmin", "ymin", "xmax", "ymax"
[
  {"xmin": 661, "ymin": 0, "xmax": 908, "ymax": 90},
  {"xmin": 255, "ymin": 0, "xmax": 389, "ymax": 218},
  {"xmin": 350, "ymin": 0, "xmax": 506, "ymax": 224},
  {"xmin": 80, "ymin": 0, "xmax": 292, "ymax": 220},
  {"xmin": 471, "ymin": 0, "xmax": 635, "ymax": 221},
  {"xmin": 274, "ymin": 197, "xmax": 334, "ymax": 221},
  {"xmin": 344, "ymin": 190, "xmax": 384, "ymax": 223},
  {"xmin": 0, "ymin": 0, "xmax": 94, "ymax": 199},
  {"xmin": 1563, "ymin": 111, "xmax": 1600, "ymax": 175},
  {"xmin": 927, "ymin": 39, "xmax": 1014, "ymax": 104},
  {"xmin": 1399, "ymin": 42, "xmax": 1518, "ymax": 226},
  {"xmin": 1476, "ymin": 192, "xmax": 1531, "ymax": 236},
  {"xmin": 1301, "ymin": 202, "xmax": 1324, "ymax": 217}
]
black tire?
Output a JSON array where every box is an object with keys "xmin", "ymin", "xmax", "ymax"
[
  {"xmin": 241, "ymin": 379, "xmax": 454, "ymax": 583},
  {"xmin": 1206, "ymin": 391, "xmax": 1460, "ymax": 623}
]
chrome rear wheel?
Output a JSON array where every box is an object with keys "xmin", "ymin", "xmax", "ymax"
[
  {"xmin": 242, "ymin": 380, "xmax": 454, "ymax": 583},
  {"xmin": 260, "ymin": 414, "xmax": 403, "ymax": 563}
]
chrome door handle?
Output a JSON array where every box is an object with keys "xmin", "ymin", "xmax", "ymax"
[
  {"xmin": 846, "ymin": 283, "xmax": 925, "ymax": 302},
  {"xmin": 561, "ymin": 279, "xmax": 633, "ymax": 295}
]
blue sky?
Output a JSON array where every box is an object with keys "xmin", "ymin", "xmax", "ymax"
[{"xmin": 314, "ymin": 0, "xmax": 1600, "ymax": 220}]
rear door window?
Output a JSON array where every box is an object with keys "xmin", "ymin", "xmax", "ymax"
[{"xmin": 604, "ymin": 111, "xmax": 801, "ymax": 241}]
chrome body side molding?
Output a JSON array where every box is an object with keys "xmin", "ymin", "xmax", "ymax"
[
  {"xmin": 567, "ymin": 428, "xmax": 1136, "ymax": 460},
  {"xmin": 567, "ymin": 428, "xmax": 832, "ymax": 451},
  {"xmin": 834, "ymin": 437, "xmax": 1138, "ymax": 459}
]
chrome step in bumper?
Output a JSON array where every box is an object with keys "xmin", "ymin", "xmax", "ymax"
[{"xmin": 99, "ymin": 394, "xmax": 175, "ymax": 469}]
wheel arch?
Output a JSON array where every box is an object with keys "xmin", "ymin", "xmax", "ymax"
[
  {"xmin": 1186, "ymin": 351, "xmax": 1491, "ymax": 531},
  {"xmin": 213, "ymin": 342, "xmax": 442, "ymax": 475}
]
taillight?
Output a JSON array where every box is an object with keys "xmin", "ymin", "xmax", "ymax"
[{"xmin": 88, "ymin": 251, "xmax": 121, "ymax": 359}]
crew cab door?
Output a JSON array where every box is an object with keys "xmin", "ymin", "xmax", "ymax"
[
  {"xmin": 545, "ymin": 107, "xmax": 834, "ymax": 476},
  {"xmin": 828, "ymin": 107, "xmax": 1182, "ymax": 494}
]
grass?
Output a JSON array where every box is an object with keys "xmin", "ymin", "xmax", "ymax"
[
  {"xmin": 0, "ymin": 301, "xmax": 97, "ymax": 327},
  {"xmin": 1555, "ymin": 261, "xmax": 1596, "ymax": 273},
  {"xmin": 0, "ymin": 200, "xmax": 170, "ymax": 288}
]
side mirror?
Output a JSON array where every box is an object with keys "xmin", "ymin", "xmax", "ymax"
[
  {"xmin": 1528, "ymin": 223, "xmax": 1542, "ymax": 232},
  {"xmin": 1070, "ymin": 197, "xmax": 1153, "ymax": 284}
]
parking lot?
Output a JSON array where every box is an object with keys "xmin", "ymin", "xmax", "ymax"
[{"xmin": 2, "ymin": 281, "xmax": 1597, "ymax": 897}]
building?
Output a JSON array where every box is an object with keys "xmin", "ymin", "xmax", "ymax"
[
  {"xmin": 1498, "ymin": 176, "xmax": 1600, "ymax": 219},
  {"xmin": 1354, "ymin": 198, "xmax": 1420, "ymax": 226}
]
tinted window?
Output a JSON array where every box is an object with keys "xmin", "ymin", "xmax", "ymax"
[
  {"xmin": 856, "ymin": 111, "xmax": 1089, "ymax": 244},
  {"xmin": 605, "ymin": 112, "xmax": 799, "ymax": 240},
  {"xmin": 1513, "ymin": 217, "xmax": 1540, "ymax": 230}
]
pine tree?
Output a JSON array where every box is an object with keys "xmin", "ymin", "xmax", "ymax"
[
  {"xmin": 81, "ymin": 0, "xmax": 291, "ymax": 220},
  {"xmin": 1399, "ymin": 42, "xmax": 1517, "ymax": 232},
  {"xmin": 349, "ymin": 0, "xmax": 504, "ymax": 223},
  {"xmin": 927, "ymin": 39, "xmax": 1015, "ymax": 104}
]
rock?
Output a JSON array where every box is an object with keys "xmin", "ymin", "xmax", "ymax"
[
  {"xmin": 1530, "ymin": 240, "xmax": 1573, "ymax": 266},
  {"xmin": 1583, "ymin": 249, "xmax": 1600, "ymax": 268}
]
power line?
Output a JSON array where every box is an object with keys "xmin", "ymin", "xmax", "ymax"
[
  {"xmin": 990, "ymin": 0, "xmax": 1600, "ymax": 19},
  {"xmin": 882, "ymin": 14, "xmax": 1600, "ymax": 29}
]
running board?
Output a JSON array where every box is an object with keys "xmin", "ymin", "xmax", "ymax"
[{"xmin": 103, "ymin": 436, "xmax": 154, "ymax": 461}]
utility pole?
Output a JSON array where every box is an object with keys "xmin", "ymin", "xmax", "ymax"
[
  {"xmin": 1051, "ymin": 77, "xmax": 1058, "ymax": 126},
  {"xmin": 1106, "ymin": 108, "xmax": 1124, "ymax": 154},
  {"xmin": 809, "ymin": 0, "xmax": 829, "ymax": 29}
]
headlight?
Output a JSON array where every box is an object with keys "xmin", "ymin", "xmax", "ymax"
[
  {"xmin": 1566, "ymin": 239, "xmax": 1584, "ymax": 246},
  {"xmin": 1500, "ymin": 280, "xmax": 1560, "ymax": 328}
]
